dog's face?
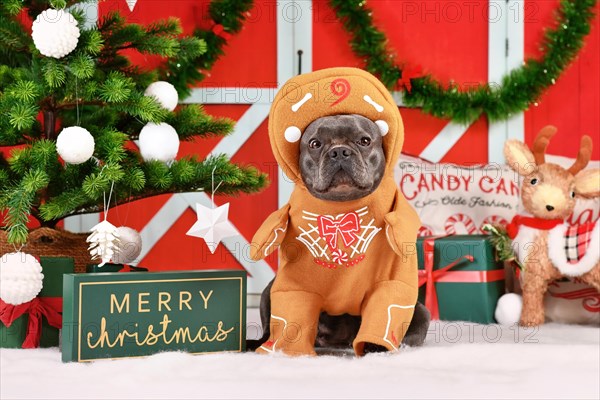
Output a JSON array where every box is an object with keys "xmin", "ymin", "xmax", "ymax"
[{"xmin": 299, "ymin": 114, "xmax": 386, "ymax": 202}]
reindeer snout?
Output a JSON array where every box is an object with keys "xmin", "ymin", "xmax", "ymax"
[{"xmin": 546, "ymin": 205, "xmax": 555, "ymax": 211}]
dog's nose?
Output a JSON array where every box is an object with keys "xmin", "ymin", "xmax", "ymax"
[
  {"xmin": 329, "ymin": 146, "xmax": 352, "ymax": 160},
  {"xmin": 546, "ymin": 205, "xmax": 555, "ymax": 211}
]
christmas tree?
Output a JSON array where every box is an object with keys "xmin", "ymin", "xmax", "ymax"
[{"xmin": 0, "ymin": 0, "xmax": 265, "ymax": 245}]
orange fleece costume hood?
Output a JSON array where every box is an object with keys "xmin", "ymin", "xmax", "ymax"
[{"xmin": 251, "ymin": 67, "xmax": 420, "ymax": 356}]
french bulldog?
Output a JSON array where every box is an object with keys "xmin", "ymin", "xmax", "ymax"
[{"xmin": 248, "ymin": 114, "xmax": 430, "ymax": 353}]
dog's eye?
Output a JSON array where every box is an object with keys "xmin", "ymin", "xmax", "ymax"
[
  {"xmin": 530, "ymin": 178, "xmax": 538, "ymax": 185},
  {"xmin": 571, "ymin": 191, "xmax": 576, "ymax": 198},
  {"xmin": 309, "ymin": 139, "xmax": 321, "ymax": 149},
  {"xmin": 358, "ymin": 137, "xmax": 371, "ymax": 146}
]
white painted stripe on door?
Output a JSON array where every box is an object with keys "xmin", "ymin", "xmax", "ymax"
[
  {"xmin": 207, "ymin": 103, "xmax": 270, "ymax": 157},
  {"xmin": 419, "ymin": 122, "xmax": 472, "ymax": 163},
  {"xmin": 488, "ymin": 0, "xmax": 509, "ymax": 163},
  {"xmin": 506, "ymin": 0, "xmax": 525, "ymax": 142}
]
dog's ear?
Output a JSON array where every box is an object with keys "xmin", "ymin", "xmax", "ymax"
[{"xmin": 504, "ymin": 140, "xmax": 536, "ymax": 176}]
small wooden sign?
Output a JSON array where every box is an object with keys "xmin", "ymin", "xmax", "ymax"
[{"xmin": 62, "ymin": 270, "xmax": 246, "ymax": 362}]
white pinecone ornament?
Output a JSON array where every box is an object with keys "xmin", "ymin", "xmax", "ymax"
[
  {"xmin": 0, "ymin": 252, "xmax": 44, "ymax": 305},
  {"xmin": 31, "ymin": 9, "xmax": 80, "ymax": 59},
  {"xmin": 87, "ymin": 220, "xmax": 120, "ymax": 267}
]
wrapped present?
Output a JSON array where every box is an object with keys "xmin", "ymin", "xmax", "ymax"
[
  {"xmin": 417, "ymin": 235, "xmax": 505, "ymax": 323},
  {"xmin": 0, "ymin": 257, "xmax": 74, "ymax": 348},
  {"xmin": 86, "ymin": 263, "xmax": 148, "ymax": 273}
]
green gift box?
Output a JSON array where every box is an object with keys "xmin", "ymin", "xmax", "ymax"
[
  {"xmin": 1, "ymin": 257, "xmax": 74, "ymax": 348},
  {"xmin": 417, "ymin": 235, "xmax": 505, "ymax": 323}
]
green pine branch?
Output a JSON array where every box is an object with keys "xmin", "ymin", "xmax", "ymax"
[{"xmin": 1, "ymin": 1, "xmax": 266, "ymax": 244}]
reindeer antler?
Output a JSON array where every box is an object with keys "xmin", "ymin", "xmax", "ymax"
[
  {"xmin": 568, "ymin": 135, "xmax": 593, "ymax": 175},
  {"xmin": 532, "ymin": 125, "xmax": 558, "ymax": 165}
]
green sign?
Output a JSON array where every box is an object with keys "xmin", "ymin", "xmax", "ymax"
[{"xmin": 62, "ymin": 270, "xmax": 246, "ymax": 362}]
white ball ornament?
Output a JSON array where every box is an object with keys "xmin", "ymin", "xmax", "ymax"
[
  {"xmin": 144, "ymin": 81, "xmax": 179, "ymax": 111},
  {"xmin": 0, "ymin": 252, "xmax": 44, "ymax": 306},
  {"xmin": 494, "ymin": 293, "xmax": 523, "ymax": 325},
  {"xmin": 112, "ymin": 227, "xmax": 142, "ymax": 264},
  {"xmin": 56, "ymin": 126, "xmax": 95, "ymax": 164},
  {"xmin": 139, "ymin": 122, "xmax": 180, "ymax": 163},
  {"xmin": 31, "ymin": 9, "xmax": 80, "ymax": 59}
]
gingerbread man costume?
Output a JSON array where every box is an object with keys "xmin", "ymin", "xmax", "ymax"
[{"xmin": 250, "ymin": 67, "xmax": 420, "ymax": 356}]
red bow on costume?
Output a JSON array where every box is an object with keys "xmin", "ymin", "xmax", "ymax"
[
  {"xmin": 212, "ymin": 24, "xmax": 232, "ymax": 40},
  {"xmin": 398, "ymin": 65, "xmax": 423, "ymax": 93},
  {"xmin": 318, "ymin": 212, "xmax": 360, "ymax": 250},
  {"xmin": 0, "ymin": 297, "xmax": 62, "ymax": 349},
  {"xmin": 505, "ymin": 215, "xmax": 563, "ymax": 239}
]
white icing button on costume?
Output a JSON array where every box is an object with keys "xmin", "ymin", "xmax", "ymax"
[
  {"xmin": 284, "ymin": 126, "xmax": 302, "ymax": 143},
  {"xmin": 375, "ymin": 120, "xmax": 389, "ymax": 136}
]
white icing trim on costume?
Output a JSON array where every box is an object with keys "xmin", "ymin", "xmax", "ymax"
[
  {"xmin": 263, "ymin": 221, "xmax": 288, "ymax": 257},
  {"xmin": 383, "ymin": 304, "xmax": 416, "ymax": 351},
  {"xmin": 385, "ymin": 225, "xmax": 397, "ymax": 253},
  {"xmin": 258, "ymin": 345, "xmax": 273, "ymax": 353},
  {"xmin": 291, "ymin": 93, "xmax": 312, "ymax": 112},
  {"xmin": 547, "ymin": 221, "xmax": 600, "ymax": 277},
  {"xmin": 363, "ymin": 95, "xmax": 383, "ymax": 112},
  {"xmin": 270, "ymin": 314, "xmax": 289, "ymax": 352}
]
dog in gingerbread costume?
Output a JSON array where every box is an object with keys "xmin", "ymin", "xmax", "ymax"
[{"xmin": 249, "ymin": 68, "xmax": 429, "ymax": 356}]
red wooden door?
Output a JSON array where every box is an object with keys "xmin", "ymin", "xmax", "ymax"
[{"xmin": 66, "ymin": 0, "xmax": 599, "ymax": 295}]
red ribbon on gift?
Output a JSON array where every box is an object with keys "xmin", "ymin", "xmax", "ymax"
[
  {"xmin": 418, "ymin": 237, "xmax": 505, "ymax": 320},
  {"xmin": 212, "ymin": 24, "xmax": 232, "ymax": 40},
  {"xmin": 0, "ymin": 297, "xmax": 63, "ymax": 349},
  {"xmin": 318, "ymin": 212, "xmax": 360, "ymax": 250}
]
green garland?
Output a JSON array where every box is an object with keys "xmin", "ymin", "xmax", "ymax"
[
  {"xmin": 164, "ymin": 0, "xmax": 254, "ymax": 97},
  {"xmin": 330, "ymin": 0, "xmax": 597, "ymax": 123}
]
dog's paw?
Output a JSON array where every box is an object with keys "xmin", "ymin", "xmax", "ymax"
[{"xmin": 363, "ymin": 342, "xmax": 388, "ymax": 354}]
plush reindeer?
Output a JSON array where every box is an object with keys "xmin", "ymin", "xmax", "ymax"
[{"xmin": 503, "ymin": 126, "xmax": 600, "ymax": 326}]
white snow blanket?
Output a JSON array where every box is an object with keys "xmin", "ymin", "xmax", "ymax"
[{"xmin": 1, "ymin": 310, "xmax": 599, "ymax": 400}]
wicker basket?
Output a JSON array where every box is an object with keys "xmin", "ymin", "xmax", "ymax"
[{"xmin": 0, "ymin": 227, "xmax": 98, "ymax": 273}]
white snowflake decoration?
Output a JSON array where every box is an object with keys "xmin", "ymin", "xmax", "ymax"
[
  {"xmin": 31, "ymin": 9, "xmax": 80, "ymax": 59},
  {"xmin": 87, "ymin": 220, "xmax": 120, "ymax": 267}
]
